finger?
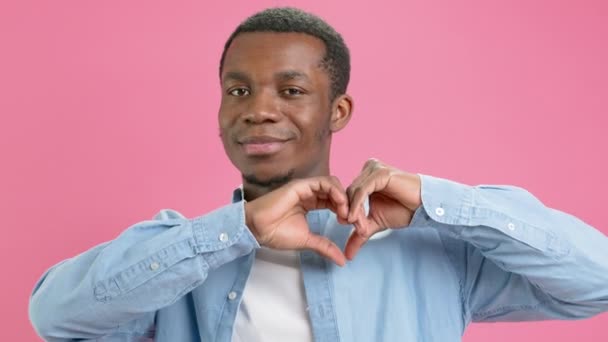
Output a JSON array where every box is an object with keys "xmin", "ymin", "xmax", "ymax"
[
  {"xmin": 329, "ymin": 198, "xmax": 350, "ymax": 225},
  {"xmin": 336, "ymin": 215, "xmax": 349, "ymax": 225},
  {"xmin": 350, "ymin": 169, "xmax": 393, "ymax": 225},
  {"xmin": 346, "ymin": 162, "xmax": 377, "ymax": 222},
  {"xmin": 345, "ymin": 202, "xmax": 368, "ymax": 237},
  {"xmin": 344, "ymin": 229, "xmax": 369, "ymax": 260},
  {"xmin": 345, "ymin": 187, "xmax": 369, "ymax": 239},
  {"xmin": 311, "ymin": 177, "xmax": 349, "ymax": 221},
  {"xmin": 358, "ymin": 204, "xmax": 371, "ymax": 234},
  {"xmin": 348, "ymin": 182, "xmax": 374, "ymax": 224},
  {"xmin": 314, "ymin": 198, "xmax": 349, "ymax": 227},
  {"xmin": 363, "ymin": 158, "xmax": 380, "ymax": 171},
  {"xmin": 299, "ymin": 178, "xmax": 342, "ymax": 208},
  {"xmin": 351, "ymin": 175, "xmax": 378, "ymax": 221},
  {"xmin": 304, "ymin": 233, "xmax": 347, "ymax": 266},
  {"xmin": 346, "ymin": 183, "xmax": 364, "ymax": 222},
  {"xmin": 326, "ymin": 176, "xmax": 349, "ymax": 220},
  {"xmin": 310, "ymin": 177, "xmax": 343, "ymax": 202},
  {"xmin": 346, "ymin": 160, "xmax": 375, "ymax": 201},
  {"xmin": 345, "ymin": 185, "xmax": 356, "ymax": 219},
  {"xmin": 346, "ymin": 162, "xmax": 373, "ymax": 197}
]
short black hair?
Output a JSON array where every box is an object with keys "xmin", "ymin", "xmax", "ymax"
[{"xmin": 219, "ymin": 7, "xmax": 350, "ymax": 101}]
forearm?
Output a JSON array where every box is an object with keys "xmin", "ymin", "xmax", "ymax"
[
  {"xmin": 414, "ymin": 175, "xmax": 608, "ymax": 313},
  {"xmin": 29, "ymin": 202, "xmax": 258, "ymax": 340}
]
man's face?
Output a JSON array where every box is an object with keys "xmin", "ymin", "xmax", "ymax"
[{"xmin": 219, "ymin": 32, "xmax": 334, "ymax": 185}]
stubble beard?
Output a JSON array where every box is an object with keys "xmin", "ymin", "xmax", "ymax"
[{"xmin": 242, "ymin": 169, "xmax": 295, "ymax": 189}]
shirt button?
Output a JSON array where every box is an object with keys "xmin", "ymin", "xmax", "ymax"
[
  {"xmin": 228, "ymin": 291, "xmax": 238, "ymax": 300},
  {"xmin": 507, "ymin": 222, "xmax": 516, "ymax": 231},
  {"xmin": 219, "ymin": 233, "xmax": 229, "ymax": 242},
  {"xmin": 149, "ymin": 262, "xmax": 160, "ymax": 271},
  {"xmin": 435, "ymin": 207, "xmax": 445, "ymax": 216}
]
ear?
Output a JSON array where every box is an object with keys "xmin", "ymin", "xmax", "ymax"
[{"xmin": 329, "ymin": 94, "xmax": 354, "ymax": 133}]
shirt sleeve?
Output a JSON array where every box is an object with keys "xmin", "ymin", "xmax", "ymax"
[
  {"xmin": 410, "ymin": 174, "xmax": 608, "ymax": 323},
  {"xmin": 29, "ymin": 201, "xmax": 259, "ymax": 341}
]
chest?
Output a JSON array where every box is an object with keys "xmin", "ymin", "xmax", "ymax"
[
  {"xmin": 327, "ymin": 227, "xmax": 464, "ymax": 341},
  {"xmin": 156, "ymin": 221, "xmax": 465, "ymax": 342}
]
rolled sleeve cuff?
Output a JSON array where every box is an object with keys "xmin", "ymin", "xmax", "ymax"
[
  {"xmin": 417, "ymin": 174, "xmax": 475, "ymax": 226},
  {"xmin": 190, "ymin": 200, "xmax": 260, "ymax": 269},
  {"xmin": 410, "ymin": 174, "xmax": 568, "ymax": 255}
]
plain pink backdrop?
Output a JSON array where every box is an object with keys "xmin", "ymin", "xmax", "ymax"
[{"xmin": 1, "ymin": 0, "xmax": 606, "ymax": 340}]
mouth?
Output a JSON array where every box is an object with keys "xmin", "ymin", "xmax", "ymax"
[{"xmin": 237, "ymin": 135, "xmax": 292, "ymax": 156}]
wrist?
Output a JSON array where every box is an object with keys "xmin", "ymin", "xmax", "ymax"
[{"xmin": 394, "ymin": 172, "xmax": 422, "ymax": 211}]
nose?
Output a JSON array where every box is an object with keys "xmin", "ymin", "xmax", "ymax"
[{"xmin": 242, "ymin": 91, "xmax": 281, "ymax": 124}]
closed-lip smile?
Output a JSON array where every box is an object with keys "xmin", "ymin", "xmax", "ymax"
[
  {"xmin": 238, "ymin": 135, "xmax": 292, "ymax": 156},
  {"xmin": 238, "ymin": 135, "xmax": 289, "ymax": 144}
]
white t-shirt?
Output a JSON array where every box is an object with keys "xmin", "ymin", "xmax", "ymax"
[{"xmin": 232, "ymin": 247, "xmax": 313, "ymax": 342}]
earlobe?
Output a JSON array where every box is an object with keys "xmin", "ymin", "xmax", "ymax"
[{"xmin": 330, "ymin": 94, "xmax": 354, "ymax": 132}]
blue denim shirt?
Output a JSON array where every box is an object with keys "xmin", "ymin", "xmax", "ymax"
[{"xmin": 29, "ymin": 175, "xmax": 608, "ymax": 341}]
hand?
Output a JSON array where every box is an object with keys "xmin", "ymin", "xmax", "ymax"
[
  {"xmin": 344, "ymin": 158, "xmax": 422, "ymax": 260},
  {"xmin": 244, "ymin": 176, "xmax": 350, "ymax": 266}
]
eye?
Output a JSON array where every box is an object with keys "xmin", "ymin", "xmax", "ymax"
[
  {"xmin": 281, "ymin": 88, "xmax": 304, "ymax": 96},
  {"xmin": 228, "ymin": 88, "xmax": 250, "ymax": 97}
]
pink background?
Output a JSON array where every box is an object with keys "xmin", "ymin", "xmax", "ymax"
[{"xmin": 1, "ymin": 0, "xmax": 607, "ymax": 340}]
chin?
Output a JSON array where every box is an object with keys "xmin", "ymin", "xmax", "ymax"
[{"xmin": 242, "ymin": 167, "xmax": 295, "ymax": 188}]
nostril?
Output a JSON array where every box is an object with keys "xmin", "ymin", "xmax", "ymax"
[{"xmin": 242, "ymin": 111, "xmax": 280, "ymax": 124}]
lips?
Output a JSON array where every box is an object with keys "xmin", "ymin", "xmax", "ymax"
[
  {"xmin": 237, "ymin": 135, "xmax": 292, "ymax": 156},
  {"xmin": 238, "ymin": 136, "xmax": 288, "ymax": 144}
]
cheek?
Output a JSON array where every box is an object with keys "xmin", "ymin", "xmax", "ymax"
[
  {"xmin": 298, "ymin": 118, "xmax": 330, "ymax": 147},
  {"xmin": 218, "ymin": 109, "xmax": 233, "ymax": 132},
  {"xmin": 218, "ymin": 100, "xmax": 236, "ymax": 125},
  {"xmin": 218, "ymin": 120, "xmax": 234, "ymax": 148}
]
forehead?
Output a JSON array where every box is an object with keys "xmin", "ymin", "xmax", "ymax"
[{"xmin": 222, "ymin": 32, "xmax": 327, "ymax": 80}]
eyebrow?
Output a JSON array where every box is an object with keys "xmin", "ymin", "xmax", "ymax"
[
  {"xmin": 275, "ymin": 70, "xmax": 310, "ymax": 82},
  {"xmin": 222, "ymin": 71, "xmax": 251, "ymax": 83},
  {"xmin": 222, "ymin": 70, "xmax": 310, "ymax": 84}
]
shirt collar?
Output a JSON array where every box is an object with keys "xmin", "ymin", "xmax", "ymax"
[{"xmin": 231, "ymin": 184, "xmax": 245, "ymax": 203}]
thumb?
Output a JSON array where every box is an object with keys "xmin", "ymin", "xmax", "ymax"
[{"xmin": 303, "ymin": 233, "xmax": 347, "ymax": 266}]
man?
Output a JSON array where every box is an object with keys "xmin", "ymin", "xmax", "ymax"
[{"xmin": 29, "ymin": 7, "xmax": 608, "ymax": 342}]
